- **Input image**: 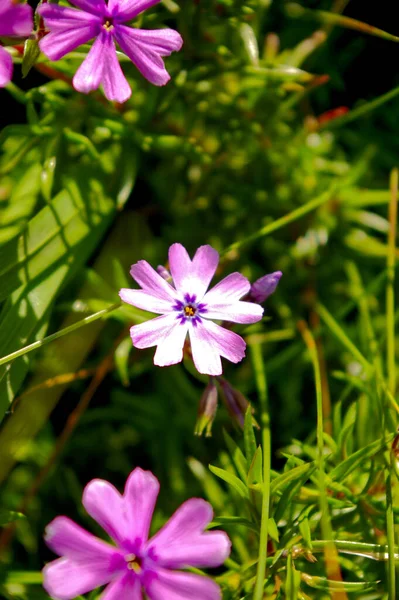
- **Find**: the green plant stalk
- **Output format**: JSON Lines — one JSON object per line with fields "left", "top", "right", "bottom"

{"left": 222, "top": 183, "right": 339, "bottom": 255}
{"left": 251, "top": 343, "right": 271, "bottom": 600}
{"left": 0, "top": 302, "right": 121, "bottom": 368}
{"left": 387, "top": 168, "right": 398, "bottom": 395}
{"left": 299, "top": 322, "right": 347, "bottom": 600}
{"left": 386, "top": 468, "right": 396, "bottom": 600}
{"left": 386, "top": 168, "right": 398, "bottom": 600}
{"left": 321, "top": 84, "right": 399, "bottom": 130}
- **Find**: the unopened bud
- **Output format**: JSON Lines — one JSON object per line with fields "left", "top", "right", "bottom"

{"left": 249, "top": 271, "right": 282, "bottom": 304}
{"left": 219, "top": 378, "right": 250, "bottom": 428}
{"left": 156, "top": 265, "right": 172, "bottom": 282}
{"left": 194, "top": 379, "right": 218, "bottom": 437}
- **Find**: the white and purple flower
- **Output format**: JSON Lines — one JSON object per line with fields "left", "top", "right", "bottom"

{"left": 0, "top": 0, "right": 33, "bottom": 87}
{"left": 119, "top": 243, "right": 264, "bottom": 376}
{"left": 43, "top": 467, "right": 231, "bottom": 600}
{"left": 38, "top": 0, "right": 183, "bottom": 103}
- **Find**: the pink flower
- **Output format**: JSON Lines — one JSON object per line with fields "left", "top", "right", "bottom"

{"left": 43, "top": 467, "right": 231, "bottom": 600}
{"left": 0, "top": 0, "right": 33, "bottom": 87}
{"left": 38, "top": 0, "right": 183, "bottom": 103}
{"left": 119, "top": 243, "right": 264, "bottom": 376}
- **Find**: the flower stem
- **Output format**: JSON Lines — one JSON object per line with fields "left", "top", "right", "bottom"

{"left": 251, "top": 343, "right": 271, "bottom": 600}
{"left": 0, "top": 302, "right": 121, "bottom": 368}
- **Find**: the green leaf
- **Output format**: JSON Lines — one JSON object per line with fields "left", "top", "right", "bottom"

{"left": 247, "top": 445, "right": 263, "bottom": 489}
{"left": 209, "top": 464, "right": 249, "bottom": 499}
{"left": 330, "top": 434, "right": 394, "bottom": 483}
{"left": 114, "top": 337, "right": 133, "bottom": 387}
{"left": 223, "top": 429, "right": 247, "bottom": 482}
{"left": 0, "top": 509, "right": 25, "bottom": 526}
{"left": 271, "top": 462, "right": 316, "bottom": 496}
{"left": 301, "top": 573, "right": 378, "bottom": 592}
{"left": 244, "top": 406, "right": 257, "bottom": 469}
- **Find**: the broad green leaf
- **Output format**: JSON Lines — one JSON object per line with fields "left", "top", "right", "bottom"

{"left": 247, "top": 446, "right": 263, "bottom": 489}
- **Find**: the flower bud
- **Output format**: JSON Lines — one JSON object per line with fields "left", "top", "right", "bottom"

{"left": 194, "top": 379, "right": 218, "bottom": 437}
{"left": 156, "top": 265, "right": 172, "bottom": 282}
{"left": 249, "top": 271, "right": 282, "bottom": 304}
{"left": 219, "top": 378, "right": 250, "bottom": 428}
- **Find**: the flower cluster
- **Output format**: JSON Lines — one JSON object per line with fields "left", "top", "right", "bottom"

{"left": 119, "top": 243, "right": 264, "bottom": 376}
{"left": 0, "top": 0, "right": 33, "bottom": 87}
{"left": 38, "top": 0, "right": 183, "bottom": 102}
{"left": 43, "top": 467, "right": 231, "bottom": 600}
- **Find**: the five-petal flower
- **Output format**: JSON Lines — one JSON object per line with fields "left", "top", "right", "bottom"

{"left": 0, "top": 0, "right": 33, "bottom": 87}
{"left": 43, "top": 467, "right": 231, "bottom": 600}
{"left": 38, "top": 0, "right": 183, "bottom": 103}
{"left": 119, "top": 243, "right": 264, "bottom": 375}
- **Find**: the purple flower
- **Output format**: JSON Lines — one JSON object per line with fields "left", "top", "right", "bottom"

{"left": 119, "top": 243, "right": 264, "bottom": 376}
{"left": 38, "top": 0, "right": 183, "bottom": 103}
{"left": 0, "top": 0, "right": 33, "bottom": 87}
{"left": 249, "top": 271, "right": 282, "bottom": 304}
{"left": 43, "top": 467, "right": 231, "bottom": 600}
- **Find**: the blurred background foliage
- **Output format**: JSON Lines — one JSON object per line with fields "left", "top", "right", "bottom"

{"left": 1, "top": 0, "right": 399, "bottom": 598}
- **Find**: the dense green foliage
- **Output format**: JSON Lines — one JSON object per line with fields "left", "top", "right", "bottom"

{"left": 1, "top": 1, "right": 399, "bottom": 598}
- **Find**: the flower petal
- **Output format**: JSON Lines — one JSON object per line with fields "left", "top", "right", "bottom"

{"left": 168, "top": 244, "right": 219, "bottom": 299}
{"left": 114, "top": 25, "right": 183, "bottom": 86}
{"left": 123, "top": 468, "right": 160, "bottom": 549}
{"left": 109, "top": 0, "right": 161, "bottom": 21}
{"left": 189, "top": 319, "right": 246, "bottom": 375}
{"left": 130, "top": 260, "right": 178, "bottom": 302}
{"left": 203, "top": 272, "right": 250, "bottom": 304}
{"left": 119, "top": 289, "right": 174, "bottom": 314}
{"left": 101, "top": 572, "right": 143, "bottom": 600}
{"left": 69, "top": 0, "right": 106, "bottom": 16}
{"left": 100, "top": 34, "right": 132, "bottom": 102}
{"left": 44, "top": 516, "right": 122, "bottom": 564}
{"left": 38, "top": 5, "right": 100, "bottom": 61}
{"left": 82, "top": 478, "right": 128, "bottom": 546}
{"left": 130, "top": 314, "right": 188, "bottom": 368}
{"left": 72, "top": 30, "right": 106, "bottom": 95}
{"left": 203, "top": 300, "right": 263, "bottom": 324}
{"left": 168, "top": 243, "right": 192, "bottom": 293}
{"left": 43, "top": 557, "right": 115, "bottom": 600}
{"left": 144, "top": 568, "right": 222, "bottom": 600}
{"left": 0, "top": 3, "right": 33, "bottom": 37}
{"left": 0, "top": 46, "right": 13, "bottom": 88}
{"left": 153, "top": 319, "right": 188, "bottom": 367}
{"left": 147, "top": 498, "right": 230, "bottom": 569}
{"left": 250, "top": 270, "right": 282, "bottom": 303}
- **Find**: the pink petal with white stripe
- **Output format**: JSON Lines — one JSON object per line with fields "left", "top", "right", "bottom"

{"left": 147, "top": 499, "right": 231, "bottom": 569}
{"left": 204, "top": 300, "right": 263, "bottom": 324}
{"left": 124, "top": 468, "right": 160, "bottom": 547}
{"left": 130, "top": 260, "right": 177, "bottom": 302}
{"left": 203, "top": 272, "right": 250, "bottom": 304}
{"left": 189, "top": 319, "right": 246, "bottom": 375}
{"left": 144, "top": 568, "right": 222, "bottom": 600}
{"left": 130, "top": 313, "right": 181, "bottom": 349}
{"left": 168, "top": 244, "right": 219, "bottom": 299}
{"left": 119, "top": 289, "right": 174, "bottom": 314}
{"left": 153, "top": 320, "right": 188, "bottom": 366}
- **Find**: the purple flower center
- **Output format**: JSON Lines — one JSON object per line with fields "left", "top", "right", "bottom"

{"left": 173, "top": 294, "right": 207, "bottom": 326}
{"left": 103, "top": 17, "right": 114, "bottom": 31}
{"left": 125, "top": 553, "right": 142, "bottom": 574}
